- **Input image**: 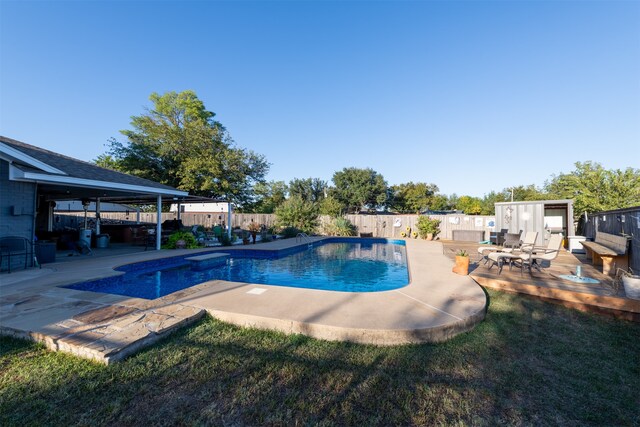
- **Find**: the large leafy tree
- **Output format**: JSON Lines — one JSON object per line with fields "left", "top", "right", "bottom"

{"left": 288, "top": 178, "right": 327, "bottom": 203}
{"left": 546, "top": 161, "right": 640, "bottom": 219}
{"left": 479, "top": 185, "right": 548, "bottom": 215}
{"left": 389, "top": 182, "right": 439, "bottom": 213}
{"left": 428, "top": 194, "right": 451, "bottom": 211}
{"left": 330, "top": 167, "right": 389, "bottom": 213}
{"left": 455, "top": 195, "right": 483, "bottom": 215}
{"left": 244, "top": 180, "right": 288, "bottom": 213}
{"left": 98, "top": 90, "right": 269, "bottom": 206}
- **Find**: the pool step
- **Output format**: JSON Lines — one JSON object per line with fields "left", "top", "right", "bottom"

{"left": 185, "top": 253, "right": 230, "bottom": 271}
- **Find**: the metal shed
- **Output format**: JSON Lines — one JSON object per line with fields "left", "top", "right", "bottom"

{"left": 495, "top": 199, "right": 575, "bottom": 247}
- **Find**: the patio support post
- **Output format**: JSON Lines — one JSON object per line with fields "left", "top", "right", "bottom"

{"left": 156, "top": 195, "right": 162, "bottom": 250}
{"left": 96, "top": 198, "right": 101, "bottom": 235}
{"left": 227, "top": 201, "right": 232, "bottom": 239}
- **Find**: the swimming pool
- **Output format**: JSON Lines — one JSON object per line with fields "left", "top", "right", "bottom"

{"left": 64, "top": 238, "right": 409, "bottom": 299}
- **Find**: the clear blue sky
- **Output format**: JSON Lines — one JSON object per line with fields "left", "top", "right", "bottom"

{"left": 1, "top": 0, "right": 639, "bottom": 197}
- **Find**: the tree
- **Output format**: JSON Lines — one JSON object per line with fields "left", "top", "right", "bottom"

{"left": 479, "top": 185, "right": 548, "bottom": 215}
{"left": 274, "top": 196, "right": 319, "bottom": 234}
{"left": 428, "top": 194, "right": 451, "bottom": 211}
{"left": 389, "top": 182, "right": 439, "bottom": 213}
{"left": 98, "top": 90, "right": 269, "bottom": 206}
{"left": 288, "top": 178, "right": 327, "bottom": 203}
{"left": 93, "top": 154, "right": 122, "bottom": 171}
{"left": 244, "top": 181, "right": 288, "bottom": 213}
{"left": 455, "top": 195, "right": 483, "bottom": 215}
{"left": 330, "top": 167, "right": 388, "bottom": 213}
{"left": 546, "top": 161, "right": 640, "bottom": 219}
{"left": 318, "top": 195, "right": 343, "bottom": 217}
{"left": 479, "top": 191, "right": 509, "bottom": 215}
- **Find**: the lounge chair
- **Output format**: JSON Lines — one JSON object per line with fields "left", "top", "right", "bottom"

{"left": 478, "top": 231, "right": 534, "bottom": 264}
{"left": 485, "top": 231, "right": 539, "bottom": 273}
{"left": 477, "top": 244, "right": 498, "bottom": 263}
{"left": 487, "top": 251, "right": 521, "bottom": 273}
{"left": 513, "top": 231, "right": 538, "bottom": 253}
{"left": 477, "top": 233, "right": 519, "bottom": 264}
{"left": 515, "top": 234, "right": 564, "bottom": 275}
{"left": 503, "top": 232, "right": 523, "bottom": 250}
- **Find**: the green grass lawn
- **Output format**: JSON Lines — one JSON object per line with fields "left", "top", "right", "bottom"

{"left": 1, "top": 289, "right": 639, "bottom": 426}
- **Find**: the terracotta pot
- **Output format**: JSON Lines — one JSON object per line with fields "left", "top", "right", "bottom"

{"left": 452, "top": 255, "right": 470, "bottom": 275}
{"left": 426, "top": 233, "right": 434, "bottom": 241}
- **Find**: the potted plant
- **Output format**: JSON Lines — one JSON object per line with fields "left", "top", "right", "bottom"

{"left": 621, "top": 269, "right": 640, "bottom": 300}
{"left": 163, "top": 231, "right": 197, "bottom": 249}
{"left": 452, "top": 249, "right": 470, "bottom": 275}
{"left": 416, "top": 216, "right": 441, "bottom": 241}
{"left": 247, "top": 222, "right": 261, "bottom": 244}
{"left": 268, "top": 226, "right": 278, "bottom": 240}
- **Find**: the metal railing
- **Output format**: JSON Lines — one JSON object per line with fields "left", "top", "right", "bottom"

{"left": 296, "top": 232, "right": 313, "bottom": 248}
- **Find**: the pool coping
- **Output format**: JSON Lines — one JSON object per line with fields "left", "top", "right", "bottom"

{"left": 0, "top": 238, "right": 487, "bottom": 363}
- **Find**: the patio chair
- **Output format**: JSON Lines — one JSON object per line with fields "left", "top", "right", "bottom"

{"left": 490, "top": 229, "right": 509, "bottom": 246}
{"left": 477, "top": 245, "right": 498, "bottom": 263}
{"left": 503, "top": 232, "right": 523, "bottom": 250}
{"left": 515, "top": 234, "right": 563, "bottom": 275}
{"left": 0, "top": 236, "right": 34, "bottom": 273}
{"left": 485, "top": 231, "right": 541, "bottom": 273}
{"left": 478, "top": 231, "right": 528, "bottom": 264}
{"left": 513, "top": 231, "right": 538, "bottom": 253}
{"left": 191, "top": 225, "right": 207, "bottom": 245}
{"left": 487, "top": 251, "right": 519, "bottom": 273}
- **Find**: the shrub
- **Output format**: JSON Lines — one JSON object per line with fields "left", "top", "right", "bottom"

{"left": 320, "top": 217, "right": 357, "bottom": 236}
{"left": 274, "top": 196, "right": 319, "bottom": 235}
{"left": 416, "top": 216, "right": 441, "bottom": 239}
{"left": 280, "top": 226, "right": 302, "bottom": 239}
{"left": 163, "top": 231, "right": 198, "bottom": 249}
{"left": 218, "top": 233, "right": 237, "bottom": 246}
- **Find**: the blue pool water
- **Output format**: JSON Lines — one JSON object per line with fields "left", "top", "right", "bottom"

{"left": 64, "top": 238, "right": 409, "bottom": 299}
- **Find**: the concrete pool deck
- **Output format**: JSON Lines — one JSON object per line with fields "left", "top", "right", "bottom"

{"left": 0, "top": 238, "right": 487, "bottom": 363}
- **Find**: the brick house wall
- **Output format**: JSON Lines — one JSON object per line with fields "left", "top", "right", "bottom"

{"left": 1, "top": 159, "right": 36, "bottom": 270}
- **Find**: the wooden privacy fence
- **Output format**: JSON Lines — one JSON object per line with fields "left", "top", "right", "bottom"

{"left": 338, "top": 214, "right": 495, "bottom": 240}
{"left": 54, "top": 212, "right": 496, "bottom": 240}
{"left": 583, "top": 206, "right": 640, "bottom": 273}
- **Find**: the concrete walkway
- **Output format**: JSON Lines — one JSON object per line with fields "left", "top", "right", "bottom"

{"left": 1, "top": 238, "right": 487, "bottom": 363}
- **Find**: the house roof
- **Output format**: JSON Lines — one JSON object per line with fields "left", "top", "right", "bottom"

{"left": 0, "top": 135, "right": 188, "bottom": 197}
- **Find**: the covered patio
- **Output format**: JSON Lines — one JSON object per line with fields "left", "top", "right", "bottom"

{"left": 1, "top": 136, "right": 226, "bottom": 271}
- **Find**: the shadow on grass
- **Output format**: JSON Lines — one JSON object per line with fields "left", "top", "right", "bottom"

{"left": 1, "top": 290, "right": 639, "bottom": 426}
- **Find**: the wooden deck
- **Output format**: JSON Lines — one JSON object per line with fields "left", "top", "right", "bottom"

{"left": 441, "top": 241, "right": 640, "bottom": 321}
